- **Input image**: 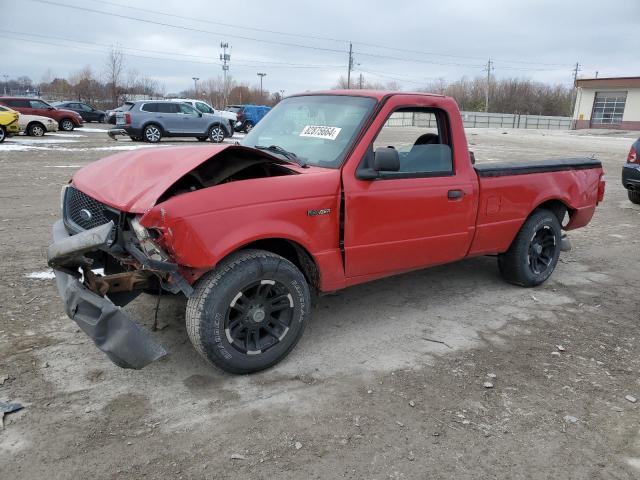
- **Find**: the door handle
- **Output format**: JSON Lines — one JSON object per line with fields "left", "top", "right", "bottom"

{"left": 447, "top": 189, "right": 464, "bottom": 200}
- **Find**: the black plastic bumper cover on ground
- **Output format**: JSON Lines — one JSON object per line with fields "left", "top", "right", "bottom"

{"left": 48, "top": 220, "right": 167, "bottom": 369}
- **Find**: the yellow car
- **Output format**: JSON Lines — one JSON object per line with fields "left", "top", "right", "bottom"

{"left": 0, "top": 108, "right": 20, "bottom": 142}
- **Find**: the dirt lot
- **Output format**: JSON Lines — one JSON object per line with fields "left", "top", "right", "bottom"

{"left": 1, "top": 125, "right": 639, "bottom": 479}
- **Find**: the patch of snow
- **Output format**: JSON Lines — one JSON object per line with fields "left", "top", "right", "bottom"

{"left": 76, "top": 128, "right": 109, "bottom": 133}
{"left": 47, "top": 133, "right": 87, "bottom": 138}
{"left": 26, "top": 270, "right": 56, "bottom": 280}
{"left": 12, "top": 138, "right": 79, "bottom": 144}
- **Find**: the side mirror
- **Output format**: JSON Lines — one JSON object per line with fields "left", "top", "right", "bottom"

{"left": 197, "top": 111, "right": 202, "bottom": 117}
{"left": 469, "top": 151, "right": 476, "bottom": 164}
{"left": 373, "top": 147, "right": 400, "bottom": 172}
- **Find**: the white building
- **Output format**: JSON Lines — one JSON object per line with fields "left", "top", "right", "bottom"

{"left": 572, "top": 77, "right": 640, "bottom": 130}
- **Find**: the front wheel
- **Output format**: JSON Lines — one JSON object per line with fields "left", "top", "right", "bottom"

{"left": 208, "top": 124, "right": 225, "bottom": 143}
{"left": 28, "top": 122, "right": 45, "bottom": 137}
{"left": 60, "top": 118, "right": 75, "bottom": 131}
{"left": 628, "top": 190, "right": 640, "bottom": 205}
{"left": 186, "top": 249, "right": 311, "bottom": 374}
{"left": 0, "top": 126, "right": 5, "bottom": 143}
{"left": 498, "top": 209, "right": 562, "bottom": 287}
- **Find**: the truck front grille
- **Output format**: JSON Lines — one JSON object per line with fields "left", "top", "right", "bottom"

{"left": 63, "top": 186, "right": 120, "bottom": 233}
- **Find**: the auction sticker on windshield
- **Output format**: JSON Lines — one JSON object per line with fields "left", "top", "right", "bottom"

{"left": 299, "top": 125, "right": 342, "bottom": 140}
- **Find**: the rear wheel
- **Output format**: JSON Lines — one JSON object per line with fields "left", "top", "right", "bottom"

{"left": 60, "top": 118, "right": 75, "bottom": 131}
{"left": 98, "top": 114, "right": 106, "bottom": 123}
{"left": 208, "top": 124, "right": 225, "bottom": 143}
{"left": 628, "top": 190, "right": 640, "bottom": 205}
{"left": 28, "top": 122, "right": 45, "bottom": 137}
{"left": 143, "top": 124, "right": 162, "bottom": 143}
{"left": 498, "top": 209, "right": 562, "bottom": 287}
{"left": 186, "top": 249, "right": 311, "bottom": 374}
{"left": 0, "top": 126, "right": 5, "bottom": 143}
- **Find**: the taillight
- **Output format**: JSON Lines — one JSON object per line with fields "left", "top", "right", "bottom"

{"left": 124, "top": 113, "right": 131, "bottom": 124}
{"left": 598, "top": 174, "right": 606, "bottom": 203}
{"left": 628, "top": 146, "right": 638, "bottom": 164}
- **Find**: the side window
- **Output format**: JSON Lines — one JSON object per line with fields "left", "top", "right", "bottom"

{"left": 179, "top": 103, "right": 197, "bottom": 114}
{"left": 141, "top": 103, "right": 159, "bottom": 113}
{"left": 158, "top": 103, "right": 179, "bottom": 113}
{"left": 371, "top": 108, "right": 453, "bottom": 176}
{"left": 195, "top": 102, "right": 213, "bottom": 114}
{"left": 30, "top": 100, "right": 51, "bottom": 109}
{"left": 80, "top": 104, "right": 93, "bottom": 111}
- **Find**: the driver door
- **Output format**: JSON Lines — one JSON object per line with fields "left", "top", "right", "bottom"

{"left": 342, "top": 104, "right": 477, "bottom": 278}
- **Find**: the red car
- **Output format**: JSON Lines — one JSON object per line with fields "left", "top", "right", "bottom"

{"left": 47, "top": 91, "right": 605, "bottom": 373}
{"left": 0, "top": 97, "right": 83, "bottom": 131}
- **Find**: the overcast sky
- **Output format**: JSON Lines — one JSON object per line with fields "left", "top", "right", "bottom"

{"left": 3, "top": 0, "right": 639, "bottom": 95}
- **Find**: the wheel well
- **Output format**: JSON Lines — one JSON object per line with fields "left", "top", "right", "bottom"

{"left": 240, "top": 238, "right": 320, "bottom": 291}
{"left": 534, "top": 199, "right": 570, "bottom": 226}
{"left": 143, "top": 122, "right": 164, "bottom": 133}
{"left": 27, "top": 121, "right": 44, "bottom": 130}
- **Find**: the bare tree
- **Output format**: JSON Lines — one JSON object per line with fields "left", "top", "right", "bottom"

{"left": 104, "top": 46, "right": 125, "bottom": 107}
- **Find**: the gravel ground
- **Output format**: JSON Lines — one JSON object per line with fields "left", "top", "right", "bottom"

{"left": 0, "top": 125, "right": 639, "bottom": 479}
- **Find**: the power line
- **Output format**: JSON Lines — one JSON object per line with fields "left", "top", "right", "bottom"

{"left": 0, "top": 31, "right": 343, "bottom": 69}
{"left": 28, "top": 0, "right": 348, "bottom": 54}
{"left": 94, "top": 0, "right": 347, "bottom": 45}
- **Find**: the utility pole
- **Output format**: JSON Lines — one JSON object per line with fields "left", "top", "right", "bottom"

{"left": 484, "top": 59, "right": 493, "bottom": 113}
{"left": 257, "top": 73, "right": 267, "bottom": 99}
{"left": 358, "top": 73, "right": 364, "bottom": 89}
{"left": 2, "top": 75, "right": 8, "bottom": 95}
{"left": 572, "top": 62, "right": 581, "bottom": 85}
{"left": 192, "top": 77, "right": 199, "bottom": 95}
{"left": 570, "top": 62, "right": 581, "bottom": 118}
{"left": 220, "top": 42, "right": 231, "bottom": 107}
{"left": 347, "top": 42, "right": 353, "bottom": 89}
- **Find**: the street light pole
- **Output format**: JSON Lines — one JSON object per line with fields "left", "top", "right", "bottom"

{"left": 257, "top": 73, "right": 266, "bottom": 99}
{"left": 2, "top": 75, "right": 8, "bottom": 95}
{"left": 192, "top": 76, "right": 200, "bottom": 95}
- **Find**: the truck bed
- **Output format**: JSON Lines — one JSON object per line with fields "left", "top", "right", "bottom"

{"left": 474, "top": 158, "right": 602, "bottom": 177}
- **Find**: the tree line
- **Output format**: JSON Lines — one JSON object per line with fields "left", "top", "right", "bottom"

{"left": 333, "top": 75, "right": 573, "bottom": 116}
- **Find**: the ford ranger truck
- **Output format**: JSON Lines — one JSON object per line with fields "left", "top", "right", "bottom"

{"left": 47, "top": 91, "right": 605, "bottom": 373}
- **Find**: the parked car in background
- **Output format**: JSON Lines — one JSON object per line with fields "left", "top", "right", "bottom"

{"left": 52, "top": 101, "right": 106, "bottom": 123}
{"left": 107, "top": 100, "right": 232, "bottom": 143}
{"left": 0, "top": 105, "right": 57, "bottom": 136}
{"left": 0, "top": 107, "right": 20, "bottom": 142}
{"left": 623, "top": 137, "right": 640, "bottom": 204}
{"left": 226, "top": 104, "right": 271, "bottom": 132}
{"left": 0, "top": 97, "right": 83, "bottom": 131}
{"left": 168, "top": 98, "right": 237, "bottom": 136}
{"left": 105, "top": 102, "right": 134, "bottom": 125}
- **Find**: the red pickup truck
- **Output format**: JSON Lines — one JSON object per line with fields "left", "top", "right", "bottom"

{"left": 48, "top": 91, "right": 605, "bottom": 373}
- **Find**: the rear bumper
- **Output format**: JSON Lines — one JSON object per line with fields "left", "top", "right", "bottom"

{"left": 48, "top": 220, "right": 167, "bottom": 369}
{"left": 622, "top": 163, "right": 640, "bottom": 191}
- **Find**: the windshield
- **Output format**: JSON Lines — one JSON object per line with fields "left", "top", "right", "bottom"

{"left": 241, "top": 95, "right": 376, "bottom": 168}
{"left": 195, "top": 102, "right": 214, "bottom": 114}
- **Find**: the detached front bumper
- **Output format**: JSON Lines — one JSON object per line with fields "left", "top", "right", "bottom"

{"left": 48, "top": 220, "right": 167, "bottom": 369}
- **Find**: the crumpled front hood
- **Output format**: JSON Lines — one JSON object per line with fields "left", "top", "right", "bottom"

{"left": 71, "top": 145, "right": 235, "bottom": 213}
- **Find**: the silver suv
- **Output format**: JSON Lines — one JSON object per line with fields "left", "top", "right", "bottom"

{"left": 107, "top": 100, "right": 231, "bottom": 143}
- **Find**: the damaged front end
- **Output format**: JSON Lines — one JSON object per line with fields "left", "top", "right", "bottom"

{"left": 47, "top": 185, "right": 193, "bottom": 369}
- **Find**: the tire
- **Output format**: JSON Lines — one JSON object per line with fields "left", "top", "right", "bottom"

{"left": 498, "top": 209, "right": 562, "bottom": 287}
{"left": 197, "top": 136, "right": 208, "bottom": 142}
{"left": 27, "top": 122, "right": 45, "bottom": 137}
{"left": 208, "top": 124, "right": 225, "bottom": 143}
{"left": 628, "top": 190, "right": 640, "bottom": 205}
{"left": 60, "top": 118, "right": 75, "bottom": 131}
{"left": 143, "top": 124, "right": 162, "bottom": 143}
{"left": 227, "top": 121, "right": 234, "bottom": 137}
{"left": 98, "top": 114, "right": 106, "bottom": 123}
{"left": 186, "top": 249, "right": 311, "bottom": 374}
{"left": 0, "top": 126, "right": 5, "bottom": 143}
{"left": 243, "top": 121, "right": 254, "bottom": 133}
